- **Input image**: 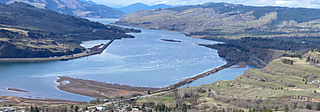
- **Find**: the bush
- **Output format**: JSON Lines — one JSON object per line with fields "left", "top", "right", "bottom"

{"left": 283, "top": 59, "right": 294, "bottom": 65}
{"left": 286, "top": 83, "right": 296, "bottom": 87}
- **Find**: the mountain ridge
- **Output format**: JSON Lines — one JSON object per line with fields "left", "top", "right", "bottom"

{"left": 0, "top": 0, "right": 124, "bottom": 18}
{"left": 119, "top": 2, "right": 173, "bottom": 14}
{"left": 0, "top": 2, "right": 138, "bottom": 58}
{"left": 117, "top": 2, "right": 320, "bottom": 39}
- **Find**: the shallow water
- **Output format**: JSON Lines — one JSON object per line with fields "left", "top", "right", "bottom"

{"left": 0, "top": 18, "right": 253, "bottom": 101}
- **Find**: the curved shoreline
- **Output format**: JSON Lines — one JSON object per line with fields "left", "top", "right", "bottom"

{"left": 56, "top": 76, "right": 158, "bottom": 99}
{"left": 55, "top": 63, "right": 236, "bottom": 99}
{"left": 0, "top": 38, "right": 116, "bottom": 62}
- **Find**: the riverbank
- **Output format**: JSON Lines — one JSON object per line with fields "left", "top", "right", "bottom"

{"left": 56, "top": 76, "right": 158, "bottom": 99}
{"left": 7, "top": 88, "right": 29, "bottom": 93}
{"left": 56, "top": 63, "right": 236, "bottom": 99}
{"left": 0, "top": 39, "right": 115, "bottom": 62}
{"left": 153, "top": 62, "right": 236, "bottom": 93}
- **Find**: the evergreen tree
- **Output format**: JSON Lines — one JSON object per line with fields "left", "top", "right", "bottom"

{"left": 306, "top": 103, "right": 312, "bottom": 110}
{"left": 75, "top": 106, "right": 79, "bottom": 112}
{"left": 284, "top": 105, "right": 289, "bottom": 112}
{"left": 182, "top": 103, "right": 188, "bottom": 112}
{"left": 31, "top": 106, "right": 39, "bottom": 112}
{"left": 30, "top": 106, "right": 34, "bottom": 112}
{"left": 307, "top": 56, "right": 311, "bottom": 62}
{"left": 316, "top": 103, "right": 320, "bottom": 110}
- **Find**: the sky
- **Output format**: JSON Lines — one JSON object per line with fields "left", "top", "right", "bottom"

{"left": 91, "top": 0, "right": 320, "bottom": 8}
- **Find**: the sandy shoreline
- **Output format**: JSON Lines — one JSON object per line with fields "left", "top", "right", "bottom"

{"left": 56, "top": 76, "right": 158, "bottom": 99}
{"left": 56, "top": 63, "right": 236, "bottom": 99}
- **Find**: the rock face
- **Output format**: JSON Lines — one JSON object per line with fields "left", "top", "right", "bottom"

{"left": 0, "top": 2, "right": 138, "bottom": 58}
{"left": 0, "top": 0, "right": 125, "bottom": 18}
{"left": 117, "top": 2, "right": 320, "bottom": 39}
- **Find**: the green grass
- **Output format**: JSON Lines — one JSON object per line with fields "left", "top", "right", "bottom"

{"left": 209, "top": 57, "right": 320, "bottom": 99}
{"left": 136, "top": 96, "right": 176, "bottom": 106}
{"left": 118, "top": 4, "right": 320, "bottom": 39}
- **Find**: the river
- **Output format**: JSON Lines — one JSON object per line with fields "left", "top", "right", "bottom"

{"left": 0, "top": 18, "right": 254, "bottom": 101}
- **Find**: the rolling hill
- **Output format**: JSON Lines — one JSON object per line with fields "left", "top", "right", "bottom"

{"left": 0, "top": 2, "right": 138, "bottom": 58}
{"left": 133, "top": 53, "right": 320, "bottom": 111}
{"left": 0, "top": 0, "right": 125, "bottom": 18}
{"left": 117, "top": 2, "right": 320, "bottom": 39}
{"left": 119, "top": 2, "right": 173, "bottom": 14}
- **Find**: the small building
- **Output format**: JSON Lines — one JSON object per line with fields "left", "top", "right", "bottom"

{"left": 132, "top": 108, "right": 140, "bottom": 112}
{"left": 103, "top": 99, "right": 109, "bottom": 102}
{"left": 312, "top": 80, "right": 320, "bottom": 84}
{"left": 96, "top": 106, "right": 105, "bottom": 111}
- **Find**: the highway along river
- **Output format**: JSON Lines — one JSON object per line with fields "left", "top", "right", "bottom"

{"left": 0, "top": 18, "right": 254, "bottom": 101}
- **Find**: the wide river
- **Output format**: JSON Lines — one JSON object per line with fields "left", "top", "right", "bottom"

{"left": 0, "top": 18, "right": 253, "bottom": 101}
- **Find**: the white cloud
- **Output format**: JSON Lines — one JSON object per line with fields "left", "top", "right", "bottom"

{"left": 275, "top": 1, "right": 292, "bottom": 5}
{"left": 92, "top": 0, "right": 320, "bottom": 8}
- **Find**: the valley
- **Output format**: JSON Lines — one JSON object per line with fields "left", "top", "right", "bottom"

{"left": 0, "top": 2, "right": 139, "bottom": 58}
{"left": 1, "top": 1, "right": 320, "bottom": 112}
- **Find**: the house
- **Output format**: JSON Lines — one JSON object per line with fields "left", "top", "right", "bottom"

{"left": 96, "top": 106, "right": 105, "bottom": 111}
{"left": 132, "top": 108, "right": 140, "bottom": 112}
{"left": 103, "top": 99, "right": 109, "bottom": 102}
{"left": 312, "top": 80, "right": 320, "bottom": 84}
{"left": 0, "top": 109, "right": 15, "bottom": 112}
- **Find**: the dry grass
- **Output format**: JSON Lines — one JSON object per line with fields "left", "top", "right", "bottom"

{"left": 0, "top": 27, "right": 29, "bottom": 36}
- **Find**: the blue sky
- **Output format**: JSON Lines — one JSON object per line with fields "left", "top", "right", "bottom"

{"left": 91, "top": 0, "right": 320, "bottom": 8}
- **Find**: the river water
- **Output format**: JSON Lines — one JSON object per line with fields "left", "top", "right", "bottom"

{"left": 0, "top": 18, "right": 253, "bottom": 101}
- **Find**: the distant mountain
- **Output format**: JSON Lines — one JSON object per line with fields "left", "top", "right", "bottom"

{"left": 119, "top": 2, "right": 173, "bottom": 14}
{"left": 117, "top": 2, "right": 320, "bottom": 39}
{"left": 79, "top": 0, "right": 97, "bottom": 5}
{"left": 0, "top": 0, "right": 125, "bottom": 18}
{"left": 0, "top": 2, "right": 137, "bottom": 58}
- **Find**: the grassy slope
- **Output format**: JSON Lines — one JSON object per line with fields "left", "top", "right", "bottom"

{"left": 1, "top": 0, "right": 125, "bottom": 18}
{"left": 117, "top": 2, "right": 320, "bottom": 39}
{"left": 212, "top": 57, "right": 320, "bottom": 98}
{"left": 135, "top": 53, "right": 320, "bottom": 111}
{"left": 0, "top": 2, "right": 137, "bottom": 58}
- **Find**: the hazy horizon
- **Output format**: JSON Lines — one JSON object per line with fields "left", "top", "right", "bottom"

{"left": 90, "top": 0, "right": 320, "bottom": 9}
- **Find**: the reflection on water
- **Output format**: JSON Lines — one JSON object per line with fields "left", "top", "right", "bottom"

{"left": 0, "top": 18, "right": 253, "bottom": 101}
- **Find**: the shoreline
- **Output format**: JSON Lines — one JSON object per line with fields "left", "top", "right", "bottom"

{"left": 153, "top": 62, "right": 236, "bottom": 93}
{"left": 56, "top": 76, "right": 158, "bottom": 99}
{"left": 55, "top": 63, "right": 236, "bottom": 99}
{"left": 1, "top": 24, "right": 249, "bottom": 102}
{"left": 7, "top": 88, "right": 29, "bottom": 93}
{"left": 0, "top": 38, "right": 116, "bottom": 63}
